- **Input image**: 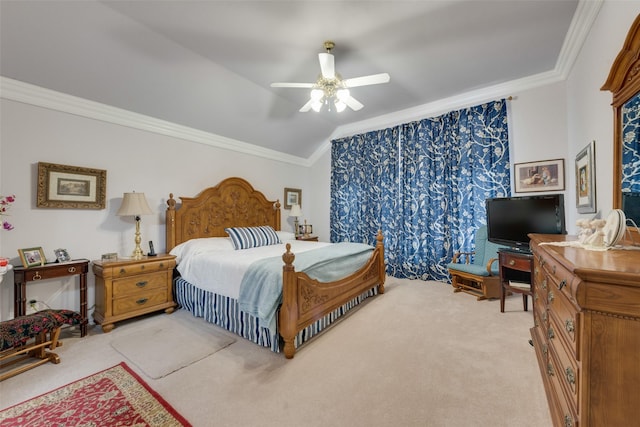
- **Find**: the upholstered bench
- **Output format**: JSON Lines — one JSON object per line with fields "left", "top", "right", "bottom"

{"left": 0, "top": 309, "right": 83, "bottom": 381}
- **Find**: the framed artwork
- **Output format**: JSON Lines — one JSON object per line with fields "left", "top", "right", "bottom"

{"left": 18, "top": 247, "right": 46, "bottom": 268}
{"left": 37, "top": 162, "right": 107, "bottom": 209}
{"left": 284, "top": 188, "right": 302, "bottom": 210}
{"left": 576, "top": 141, "right": 597, "bottom": 213}
{"left": 514, "top": 159, "right": 565, "bottom": 193}
{"left": 54, "top": 248, "right": 71, "bottom": 263}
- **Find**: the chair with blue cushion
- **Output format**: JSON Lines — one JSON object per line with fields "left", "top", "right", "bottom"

{"left": 447, "top": 226, "right": 506, "bottom": 300}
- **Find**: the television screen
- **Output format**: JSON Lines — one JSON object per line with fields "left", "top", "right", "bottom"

{"left": 485, "top": 194, "right": 566, "bottom": 251}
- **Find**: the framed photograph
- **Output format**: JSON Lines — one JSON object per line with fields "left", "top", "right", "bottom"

{"left": 576, "top": 141, "right": 597, "bottom": 213}
{"left": 298, "top": 223, "right": 313, "bottom": 236}
{"left": 37, "top": 162, "right": 107, "bottom": 209}
{"left": 514, "top": 159, "right": 565, "bottom": 193}
{"left": 18, "top": 247, "right": 46, "bottom": 268}
{"left": 284, "top": 188, "right": 302, "bottom": 210}
{"left": 54, "top": 248, "right": 71, "bottom": 263}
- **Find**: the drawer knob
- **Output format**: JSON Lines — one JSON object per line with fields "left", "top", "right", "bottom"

{"left": 136, "top": 281, "right": 148, "bottom": 288}
{"left": 564, "top": 414, "right": 574, "bottom": 427}
{"left": 548, "top": 327, "right": 555, "bottom": 340}
{"left": 547, "top": 363, "right": 555, "bottom": 377}
{"left": 542, "top": 279, "right": 547, "bottom": 290}
{"left": 565, "top": 367, "right": 576, "bottom": 387}
{"left": 33, "top": 272, "right": 42, "bottom": 280}
{"left": 68, "top": 266, "right": 76, "bottom": 273}
{"left": 509, "top": 259, "right": 516, "bottom": 266}
{"left": 565, "top": 319, "right": 575, "bottom": 334}
{"left": 558, "top": 279, "right": 566, "bottom": 290}
{"left": 552, "top": 265, "right": 556, "bottom": 274}
{"left": 548, "top": 291, "right": 554, "bottom": 303}
{"left": 542, "top": 344, "right": 548, "bottom": 356}
{"left": 136, "top": 298, "right": 148, "bottom": 305}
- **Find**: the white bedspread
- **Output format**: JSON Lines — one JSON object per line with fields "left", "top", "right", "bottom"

{"left": 170, "top": 237, "right": 332, "bottom": 299}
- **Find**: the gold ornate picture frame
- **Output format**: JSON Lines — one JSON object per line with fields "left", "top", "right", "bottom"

{"left": 18, "top": 247, "right": 46, "bottom": 268}
{"left": 37, "top": 162, "right": 107, "bottom": 209}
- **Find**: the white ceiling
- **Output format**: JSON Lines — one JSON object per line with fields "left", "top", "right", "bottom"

{"left": 1, "top": 0, "right": 587, "bottom": 159}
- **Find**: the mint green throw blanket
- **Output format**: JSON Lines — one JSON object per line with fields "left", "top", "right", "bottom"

{"left": 238, "top": 243, "right": 375, "bottom": 334}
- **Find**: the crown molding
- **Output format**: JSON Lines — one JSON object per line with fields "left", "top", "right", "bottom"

{"left": 0, "top": 77, "right": 310, "bottom": 167}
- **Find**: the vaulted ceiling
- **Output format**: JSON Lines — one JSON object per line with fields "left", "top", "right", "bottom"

{"left": 1, "top": 1, "right": 591, "bottom": 160}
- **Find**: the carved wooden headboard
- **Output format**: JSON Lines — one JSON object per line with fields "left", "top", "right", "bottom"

{"left": 166, "top": 177, "right": 281, "bottom": 251}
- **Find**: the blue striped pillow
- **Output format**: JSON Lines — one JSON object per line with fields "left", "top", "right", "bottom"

{"left": 225, "top": 226, "right": 281, "bottom": 250}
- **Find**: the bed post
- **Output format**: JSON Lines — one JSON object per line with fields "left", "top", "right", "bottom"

{"left": 166, "top": 194, "right": 176, "bottom": 252}
{"left": 279, "top": 243, "right": 297, "bottom": 359}
{"left": 376, "top": 230, "right": 386, "bottom": 294}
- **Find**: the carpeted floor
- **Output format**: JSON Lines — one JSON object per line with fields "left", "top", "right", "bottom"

{"left": 0, "top": 278, "right": 552, "bottom": 426}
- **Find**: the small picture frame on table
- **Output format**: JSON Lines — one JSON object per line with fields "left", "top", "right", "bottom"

{"left": 54, "top": 248, "right": 71, "bottom": 263}
{"left": 18, "top": 247, "right": 46, "bottom": 268}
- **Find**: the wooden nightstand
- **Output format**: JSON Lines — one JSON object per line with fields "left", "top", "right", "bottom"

{"left": 92, "top": 254, "right": 176, "bottom": 332}
{"left": 296, "top": 235, "right": 318, "bottom": 241}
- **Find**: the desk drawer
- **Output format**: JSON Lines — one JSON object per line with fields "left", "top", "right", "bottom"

{"left": 501, "top": 252, "right": 532, "bottom": 272}
{"left": 112, "top": 271, "right": 167, "bottom": 296}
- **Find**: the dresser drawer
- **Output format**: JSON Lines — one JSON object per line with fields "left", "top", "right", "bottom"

{"left": 548, "top": 326, "right": 580, "bottom": 409}
{"left": 547, "top": 345, "right": 579, "bottom": 427}
{"left": 547, "top": 286, "right": 580, "bottom": 359}
{"left": 540, "top": 255, "right": 579, "bottom": 304}
{"left": 112, "top": 259, "right": 175, "bottom": 278}
{"left": 113, "top": 290, "right": 169, "bottom": 316}
{"left": 112, "top": 271, "right": 167, "bottom": 297}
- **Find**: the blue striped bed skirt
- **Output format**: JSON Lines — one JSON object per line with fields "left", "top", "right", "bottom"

{"left": 174, "top": 277, "right": 378, "bottom": 353}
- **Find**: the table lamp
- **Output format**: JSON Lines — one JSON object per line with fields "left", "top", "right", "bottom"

{"left": 117, "top": 192, "right": 153, "bottom": 259}
{"left": 289, "top": 204, "right": 302, "bottom": 236}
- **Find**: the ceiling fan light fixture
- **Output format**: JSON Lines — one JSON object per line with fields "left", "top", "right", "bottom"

{"left": 311, "top": 101, "right": 323, "bottom": 112}
{"left": 310, "top": 89, "right": 324, "bottom": 101}
{"left": 335, "top": 99, "right": 347, "bottom": 112}
{"left": 336, "top": 89, "right": 350, "bottom": 101}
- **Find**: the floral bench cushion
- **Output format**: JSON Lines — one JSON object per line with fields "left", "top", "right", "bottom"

{"left": 0, "top": 309, "right": 83, "bottom": 351}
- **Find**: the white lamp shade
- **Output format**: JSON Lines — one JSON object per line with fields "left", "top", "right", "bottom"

{"left": 289, "top": 204, "right": 302, "bottom": 217}
{"left": 117, "top": 192, "right": 153, "bottom": 216}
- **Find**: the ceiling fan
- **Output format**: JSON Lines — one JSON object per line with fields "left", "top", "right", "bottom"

{"left": 271, "top": 41, "right": 390, "bottom": 113}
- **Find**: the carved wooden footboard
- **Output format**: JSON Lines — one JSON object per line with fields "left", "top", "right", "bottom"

{"left": 166, "top": 177, "right": 385, "bottom": 358}
{"left": 279, "top": 230, "right": 385, "bottom": 358}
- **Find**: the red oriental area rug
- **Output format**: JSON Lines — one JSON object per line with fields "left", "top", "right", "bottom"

{"left": 0, "top": 362, "right": 191, "bottom": 426}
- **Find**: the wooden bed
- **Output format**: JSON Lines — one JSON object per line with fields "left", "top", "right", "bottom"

{"left": 166, "top": 177, "right": 385, "bottom": 358}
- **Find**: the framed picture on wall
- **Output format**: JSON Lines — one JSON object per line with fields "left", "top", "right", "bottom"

{"left": 514, "top": 159, "right": 565, "bottom": 193}
{"left": 36, "top": 162, "right": 107, "bottom": 209}
{"left": 284, "top": 188, "right": 302, "bottom": 210}
{"left": 575, "top": 141, "right": 596, "bottom": 213}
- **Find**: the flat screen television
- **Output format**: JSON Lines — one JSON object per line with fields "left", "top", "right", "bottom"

{"left": 485, "top": 194, "right": 566, "bottom": 252}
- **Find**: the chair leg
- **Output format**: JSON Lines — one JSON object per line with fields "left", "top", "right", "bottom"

{"left": 523, "top": 294, "right": 528, "bottom": 311}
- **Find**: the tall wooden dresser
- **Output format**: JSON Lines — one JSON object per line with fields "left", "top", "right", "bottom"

{"left": 529, "top": 234, "right": 640, "bottom": 427}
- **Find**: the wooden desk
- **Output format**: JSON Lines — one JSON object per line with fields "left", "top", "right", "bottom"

{"left": 13, "top": 259, "right": 89, "bottom": 337}
{"left": 498, "top": 250, "right": 534, "bottom": 312}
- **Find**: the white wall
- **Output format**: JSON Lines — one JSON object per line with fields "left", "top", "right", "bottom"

{"left": 0, "top": 99, "right": 308, "bottom": 320}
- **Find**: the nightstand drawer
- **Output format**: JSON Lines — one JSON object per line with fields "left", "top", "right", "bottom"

{"left": 113, "top": 259, "right": 175, "bottom": 278}
{"left": 113, "top": 290, "right": 169, "bottom": 315}
{"left": 112, "top": 271, "right": 167, "bottom": 296}
{"left": 501, "top": 253, "right": 531, "bottom": 272}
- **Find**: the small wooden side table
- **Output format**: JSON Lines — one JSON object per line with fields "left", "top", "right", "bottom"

{"left": 12, "top": 259, "right": 89, "bottom": 337}
{"left": 498, "top": 250, "right": 534, "bottom": 313}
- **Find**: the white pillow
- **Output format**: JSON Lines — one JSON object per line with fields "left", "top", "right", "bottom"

{"left": 276, "top": 231, "right": 296, "bottom": 241}
{"left": 170, "top": 237, "right": 234, "bottom": 262}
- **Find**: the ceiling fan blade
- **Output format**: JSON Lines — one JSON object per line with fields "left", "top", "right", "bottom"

{"left": 271, "top": 82, "right": 315, "bottom": 88}
{"left": 318, "top": 53, "right": 335, "bottom": 79}
{"left": 343, "top": 95, "right": 364, "bottom": 111}
{"left": 343, "top": 73, "right": 390, "bottom": 88}
{"left": 299, "top": 98, "right": 315, "bottom": 112}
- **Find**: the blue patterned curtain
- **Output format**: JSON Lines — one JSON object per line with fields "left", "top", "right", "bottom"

{"left": 622, "top": 93, "right": 640, "bottom": 192}
{"left": 331, "top": 100, "right": 510, "bottom": 281}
